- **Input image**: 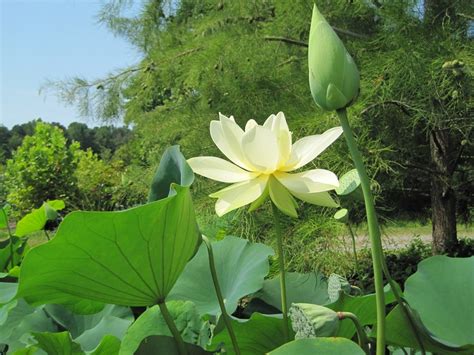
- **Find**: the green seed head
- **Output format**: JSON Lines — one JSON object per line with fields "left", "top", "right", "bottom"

{"left": 289, "top": 303, "right": 341, "bottom": 339}
{"left": 308, "top": 4, "right": 360, "bottom": 111}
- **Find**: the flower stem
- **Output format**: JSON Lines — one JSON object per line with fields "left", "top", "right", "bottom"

{"left": 340, "top": 312, "right": 370, "bottom": 354}
{"left": 336, "top": 108, "right": 386, "bottom": 355}
{"left": 202, "top": 235, "right": 241, "bottom": 355}
{"left": 271, "top": 203, "right": 290, "bottom": 342}
{"left": 337, "top": 108, "right": 425, "bottom": 354}
{"left": 44, "top": 230, "right": 51, "bottom": 241}
{"left": 346, "top": 222, "right": 360, "bottom": 274}
{"left": 1, "top": 208, "right": 15, "bottom": 269}
{"left": 158, "top": 301, "right": 187, "bottom": 355}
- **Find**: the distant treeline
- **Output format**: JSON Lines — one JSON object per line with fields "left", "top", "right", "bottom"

{"left": 0, "top": 120, "right": 132, "bottom": 160}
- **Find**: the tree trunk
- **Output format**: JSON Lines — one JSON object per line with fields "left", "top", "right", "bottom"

{"left": 430, "top": 129, "right": 458, "bottom": 254}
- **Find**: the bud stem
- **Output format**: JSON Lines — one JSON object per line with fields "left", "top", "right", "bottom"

{"left": 336, "top": 108, "right": 386, "bottom": 354}
{"left": 339, "top": 312, "right": 370, "bottom": 354}
{"left": 336, "top": 108, "right": 425, "bottom": 354}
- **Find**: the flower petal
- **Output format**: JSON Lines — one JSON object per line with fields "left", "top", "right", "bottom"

{"left": 290, "top": 191, "right": 339, "bottom": 208}
{"left": 210, "top": 113, "right": 254, "bottom": 170}
{"left": 245, "top": 119, "right": 258, "bottom": 132}
{"left": 263, "top": 112, "right": 292, "bottom": 168}
{"left": 282, "top": 126, "right": 343, "bottom": 171}
{"left": 268, "top": 176, "right": 298, "bottom": 218}
{"left": 241, "top": 125, "right": 279, "bottom": 173}
{"left": 187, "top": 156, "right": 259, "bottom": 183}
{"left": 275, "top": 169, "right": 339, "bottom": 194}
{"left": 209, "top": 175, "right": 269, "bottom": 216}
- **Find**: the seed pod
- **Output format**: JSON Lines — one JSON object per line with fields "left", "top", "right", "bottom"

{"left": 289, "top": 303, "right": 341, "bottom": 339}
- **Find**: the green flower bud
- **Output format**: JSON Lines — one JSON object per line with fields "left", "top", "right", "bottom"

{"left": 289, "top": 303, "right": 341, "bottom": 339}
{"left": 308, "top": 5, "right": 360, "bottom": 111}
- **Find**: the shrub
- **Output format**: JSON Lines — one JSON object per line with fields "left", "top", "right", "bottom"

{"left": 4, "top": 122, "right": 80, "bottom": 215}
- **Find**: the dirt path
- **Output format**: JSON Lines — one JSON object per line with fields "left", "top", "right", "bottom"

{"left": 344, "top": 232, "right": 473, "bottom": 251}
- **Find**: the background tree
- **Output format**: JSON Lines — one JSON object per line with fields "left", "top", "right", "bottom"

{"left": 46, "top": 0, "right": 473, "bottom": 256}
{"left": 4, "top": 122, "right": 80, "bottom": 215}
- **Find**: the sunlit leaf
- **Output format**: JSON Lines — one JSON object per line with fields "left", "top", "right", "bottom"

{"left": 15, "top": 200, "right": 65, "bottom": 237}
{"left": 168, "top": 236, "right": 274, "bottom": 316}
{"left": 18, "top": 185, "right": 200, "bottom": 307}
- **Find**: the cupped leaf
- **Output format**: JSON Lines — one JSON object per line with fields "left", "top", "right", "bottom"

{"left": 404, "top": 256, "right": 474, "bottom": 348}
{"left": 268, "top": 337, "right": 364, "bottom": 354}
{"left": 148, "top": 145, "right": 194, "bottom": 202}
{"left": 120, "top": 301, "right": 209, "bottom": 355}
{"left": 384, "top": 305, "right": 471, "bottom": 355}
{"left": 335, "top": 169, "right": 362, "bottom": 200}
{"left": 255, "top": 272, "right": 329, "bottom": 312}
{"left": 18, "top": 185, "right": 200, "bottom": 307}
{"left": 15, "top": 200, "right": 65, "bottom": 237}
{"left": 211, "top": 313, "right": 289, "bottom": 355}
{"left": 384, "top": 256, "right": 474, "bottom": 354}
{"left": 333, "top": 208, "right": 348, "bottom": 223}
{"left": 169, "top": 236, "right": 274, "bottom": 316}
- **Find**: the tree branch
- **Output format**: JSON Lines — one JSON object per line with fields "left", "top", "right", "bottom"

{"left": 264, "top": 27, "right": 368, "bottom": 47}
{"left": 360, "top": 100, "right": 417, "bottom": 116}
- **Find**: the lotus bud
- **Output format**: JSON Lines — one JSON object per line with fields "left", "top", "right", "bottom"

{"left": 308, "top": 5, "right": 360, "bottom": 111}
{"left": 289, "top": 303, "right": 341, "bottom": 339}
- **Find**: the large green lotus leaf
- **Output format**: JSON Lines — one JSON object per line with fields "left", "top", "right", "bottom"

{"left": 119, "top": 301, "right": 209, "bottom": 355}
{"left": 255, "top": 272, "right": 330, "bottom": 312}
{"left": 385, "top": 305, "right": 472, "bottom": 355}
{"left": 168, "top": 236, "right": 274, "bottom": 316}
{"left": 17, "top": 185, "right": 200, "bottom": 307}
{"left": 0, "top": 300, "right": 56, "bottom": 353}
{"left": 135, "top": 336, "right": 212, "bottom": 355}
{"left": 15, "top": 200, "right": 65, "bottom": 237}
{"left": 405, "top": 256, "right": 474, "bottom": 347}
{"left": 268, "top": 337, "right": 364, "bottom": 354}
{"left": 384, "top": 256, "right": 474, "bottom": 354}
{"left": 148, "top": 145, "right": 194, "bottom": 202}
{"left": 211, "top": 312, "right": 289, "bottom": 354}
{"left": 326, "top": 284, "right": 396, "bottom": 338}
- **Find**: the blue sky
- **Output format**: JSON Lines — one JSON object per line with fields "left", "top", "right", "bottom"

{"left": 1, "top": 0, "right": 141, "bottom": 129}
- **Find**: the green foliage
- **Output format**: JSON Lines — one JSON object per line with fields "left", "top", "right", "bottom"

{"left": 4, "top": 122, "right": 80, "bottom": 215}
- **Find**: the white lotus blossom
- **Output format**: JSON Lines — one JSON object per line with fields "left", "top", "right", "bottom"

{"left": 188, "top": 112, "right": 342, "bottom": 217}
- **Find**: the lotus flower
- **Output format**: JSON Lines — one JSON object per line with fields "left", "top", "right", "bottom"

{"left": 188, "top": 112, "right": 342, "bottom": 217}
